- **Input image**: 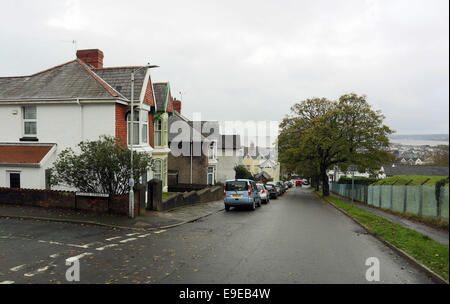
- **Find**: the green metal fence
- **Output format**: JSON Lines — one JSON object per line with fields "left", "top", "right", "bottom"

{"left": 329, "top": 182, "right": 449, "bottom": 222}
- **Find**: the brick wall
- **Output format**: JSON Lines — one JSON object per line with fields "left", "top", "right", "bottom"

{"left": 0, "top": 187, "right": 144, "bottom": 217}
{"left": 154, "top": 186, "right": 222, "bottom": 211}
{"left": 143, "top": 78, "right": 155, "bottom": 106}
{"left": 115, "top": 103, "right": 128, "bottom": 145}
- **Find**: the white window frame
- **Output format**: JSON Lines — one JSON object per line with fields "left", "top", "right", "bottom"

{"left": 207, "top": 166, "right": 215, "bottom": 185}
{"left": 154, "top": 159, "right": 162, "bottom": 181}
{"left": 208, "top": 140, "right": 217, "bottom": 160}
{"left": 127, "top": 111, "right": 140, "bottom": 145}
{"left": 154, "top": 118, "right": 162, "bottom": 147}
{"left": 22, "top": 106, "right": 37, "bottom": 136}
{"left": 141, "top": 111, "right": 148, "bottom": 144}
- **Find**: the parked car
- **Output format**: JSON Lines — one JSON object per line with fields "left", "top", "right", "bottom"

{"left": 296, "top": 180, "right": 303, "bottom": 187}
{"left": 257, "top": 183, "right": 270, "bottom": 204}
{"left": 224, "top": 179, "right": 261, "bottom": 211}
{"left": 265, "top": 183, "right": 278, "bottom": 199}
{"left": 267, "top": 182, "right": 282, "bottom": 196}
{"left": 287, "top": 181, "right": 293, "bottom": 188}
{"left": 302, "top": 179, "right": 309, "bottom": 185}
{"left": 276, "top": 181, "right": 286, "bottom": 194}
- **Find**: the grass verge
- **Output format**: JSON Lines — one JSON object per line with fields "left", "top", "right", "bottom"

{"left": 162, "top": 192, "right": 177, "bottom": 200}
{"left": 317, "top": 191, "right": 449, "bottom": 281}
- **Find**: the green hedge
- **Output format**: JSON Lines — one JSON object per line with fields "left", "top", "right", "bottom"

{"left": 337, "top": 176, "right": 379, "bottom": 185}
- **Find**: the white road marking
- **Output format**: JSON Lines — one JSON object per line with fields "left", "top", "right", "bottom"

{"left": 95, "top": 244, "right": 118, "bottom": 251}
{"left": 138, "top": 233, "right": 152, "bottom": 238}
{"left": 153, "top": 230, "right": 166, "bottom": 234}
{"left": 10, "top": 264, "right": 26, "bottom": 272}
{"left": 67, "top": 243, "right": 94, "bottom": 249}
{"left": 126, "top": 233, "right": 140, "bottom": 236}
{"left": 49, "top": 253, "right": 60, "bottom": 258}
{"left": 66, "top": 252, "right": 93, "bottom": 263}
{"left": 105, "top": 236, "right": 122, "bottom": 241}
{"left": 0, "top": 281, "right": 14, "bottom": 284}
{"left": 119, "top": 238, "right": 137, "bottom": 243}
{"left": 24, "top": 264, "right": 56, "bottom": 277}
{"left": 37, "top": 266, "right": 49, "bottom": 273}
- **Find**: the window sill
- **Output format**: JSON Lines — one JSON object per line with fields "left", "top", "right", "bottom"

{"left": 19, "top": 137, "right": 38, "bottom": 142}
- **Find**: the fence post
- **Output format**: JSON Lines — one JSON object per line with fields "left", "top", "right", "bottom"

{"left": 403, "top": 185, "right": 407, "bottom": 213}
{"left": 437, "top": 186, "right": 442, "bottom": 219}
{"left": 419, "top": 185, "right": 423, "bottom": 217}
{"left": 372, "top": 186, "right": 374, "bottom": 205}
{"left": 379, "top": 186, "right": 382, "bottom": 207}
{"left": 390, "top": 185, "right": 393, "bottom": 210}
{"left": 364, "top": 185, "right": 368, "bottom": 204}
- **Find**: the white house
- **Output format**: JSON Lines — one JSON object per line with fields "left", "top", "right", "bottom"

{"left": 0, "top": 49, "right": 156, "bottom": 190}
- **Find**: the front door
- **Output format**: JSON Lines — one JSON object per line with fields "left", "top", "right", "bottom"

{"left": 9, "top": 172, "right": 20, "bottom": 188}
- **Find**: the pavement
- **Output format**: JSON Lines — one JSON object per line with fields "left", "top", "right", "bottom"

{"left": 0, "top": 187, "right": 436, "bottom": 284}
{"left": 0, "top": 200, "right": 225, "bottom": 230}
{"left": 330, "top": 192, "right": 449, "bottom": 246}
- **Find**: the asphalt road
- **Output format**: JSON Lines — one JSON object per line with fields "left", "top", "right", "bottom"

{"left": 0, "top": 187, "right": 434, "bottom": 284}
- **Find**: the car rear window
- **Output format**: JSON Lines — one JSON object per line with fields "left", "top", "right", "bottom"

{"left": 225, "top": 181, "right": 248, "bottom": 191}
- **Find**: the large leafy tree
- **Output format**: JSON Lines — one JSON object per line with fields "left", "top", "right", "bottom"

{"left": 50, "top": 136, "right": 153, "bottom": 195}
{"left": 279, "top": 93, "right": 394, "bottom": 196}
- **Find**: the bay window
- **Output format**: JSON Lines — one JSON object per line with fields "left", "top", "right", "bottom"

{"left": 127, "top": 111, "right": 139, "bottom": 145}
{"left": 154, "top": 159, "right": 162, "bottom": 180}
{"left": 154, "top": 119, "right": 162, "bottom": 146}
{"left": 141, "top": 111, "right": 148, "bottom": 144}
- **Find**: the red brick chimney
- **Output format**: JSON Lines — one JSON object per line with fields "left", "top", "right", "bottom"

{"left": 173, "top": 98, "right": 182, "bottom": 113}
{"left": 76, "top": 49, "right": 104, "bottom": 69}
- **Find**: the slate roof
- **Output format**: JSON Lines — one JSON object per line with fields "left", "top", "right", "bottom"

{"left": 0, "top": 60, "right": 121, "bottom": 101}
{"left": 254, "top": 171, "right": 272, "bottom": 180}
{"left": 168, "top": 111, "right": 206, "bottom": 142}
{"left": 153, "top": 83, "right": 168, "bottom": 112}
{"left": 188, "top": 121, "right": 220, "bottom": 140}
{"left": 0, "top": 144, "right": 54, "bottom": 164}
{"left": 243, "top": 146, "right": 277, "bottom": 160}
{"left": 382, "top": 164, "right": 449, "bottom": 177}
{"left": 94, "top": 67, "right": 146, "bottom": 101}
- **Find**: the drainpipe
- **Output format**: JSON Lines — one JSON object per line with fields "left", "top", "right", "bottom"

{"left": 190, "top": 140, "right": 193, "bottom": 184}
{"left": 76, "top": 98, "right": 83, "bottom": 141}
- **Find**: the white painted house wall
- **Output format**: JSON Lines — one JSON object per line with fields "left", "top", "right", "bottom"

{"left": 0, "top": 102, "right": 117, "bottom": 190}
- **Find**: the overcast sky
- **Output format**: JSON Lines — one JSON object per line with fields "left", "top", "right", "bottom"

{"left": 1, "top": 0, "right": 448, "bottom": 135}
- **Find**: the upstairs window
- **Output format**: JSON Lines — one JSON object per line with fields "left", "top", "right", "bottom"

{"left": 127, "top": 111, "right": 139, "bottom": 145}
{"left": 154, "top": 119, "right": 162, "bottom": 146}
{"left": 23, "top": 106, "right": 37, "bottom": 136}
{"left": 208, "top": 141, "right": 217, "bottom": 160}
{"left": 141, "top": 112, "right": 148, "bottom": 144}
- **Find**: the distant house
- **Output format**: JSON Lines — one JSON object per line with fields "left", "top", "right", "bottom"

{"left": 167, "top": 111, "right": 210, "bottom": 185}
{"left": 254, "top": 171, "right": 272, "bottom": 184}
{"left": 381, "top": 164, "right": 449, "bottom": 177}
{"left": 241, "top": 144, "right": 280, "bottom": 181}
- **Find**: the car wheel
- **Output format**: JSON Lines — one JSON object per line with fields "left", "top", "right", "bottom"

{"left": 225, "top": 204, "right": 230, "bottom": 211}
{"left": 258, "top": 200, "right": 261, "bottom": 207}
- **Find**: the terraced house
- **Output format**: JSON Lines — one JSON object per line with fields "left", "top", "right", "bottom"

{"left": 151, "top": 82, "right": 174, "bottom": 192}
{"left": 0, "top": 49, "right": 157, "bottom": 190}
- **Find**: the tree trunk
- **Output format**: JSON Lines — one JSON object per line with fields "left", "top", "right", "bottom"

{"left": 321, "top": 171, "right": 329, "bottom": 196}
